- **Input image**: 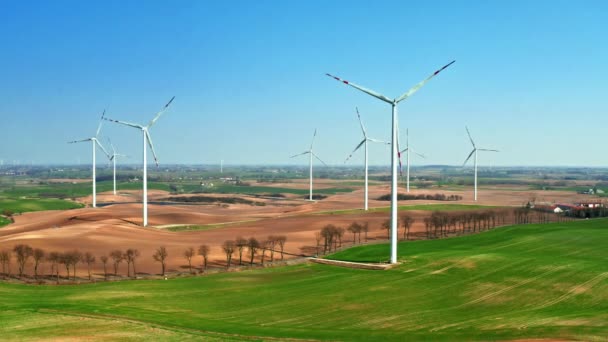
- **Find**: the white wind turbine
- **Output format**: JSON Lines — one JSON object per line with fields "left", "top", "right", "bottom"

{"left": 327, "top": 61, "right": 455, "bottom": 264}
{"left": 107, "top": 139, "right": 128, "bottom": 196}
{"left": 104, "top": 96, "right": 175, "bottom": 226}
{"left": 68, "top": 110, "right": 111, "bottom": 208}
{"left": 345, "top": 107, "right": 388, "bottom": 210}
{"left": 291, "top": 129, "right": 327, "bottom": 201}
{"left": 463, "top": 126, "right": 499, "bottom": 201}
{"left": 400, "top": 129, "right": 425, "bottom": 192}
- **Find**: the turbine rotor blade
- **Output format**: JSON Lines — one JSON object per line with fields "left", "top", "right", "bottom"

{"left": 395, "top": 60, "right": 456, "bottom": 103}
{"left": 290, "top": 151, "right": 310, "bottom": 158}
{"left": 463, "top": 149, "right": 476, "bottom": 166}
{"left": 107, "top": 137, "right": 116, "bottom": 154}
{"left": 326, "top": 73, "right": 392, "bottom": 104}
{"left": 345, "top": 139, "right": 366, "bottom": 163}
{"left": 368, "top": 138, "right": 389, "bottom": 144}
{"left": 465, "top": 126, "right": 476, "bottom": 148}
{"left": 399, "top": 147, "right": 409, "bottom": 154}
{"left": 312, "top": 152, "right": 327, "bottom": 166}
{"left": 355, "top": 107, "right": 367, "bottom": 137}
{"left": 95, "top": 109, "right": 106, "bottom": 138}
{"left": 145, "top": 130, "right": 159, "bottom": 167}
{"left": 415, "top": 151, "right": 426, "bottom": 159}
{"left": 104, "top": 117, "right": 144, "bottom": 130}
{"left": 68, "top": 138, "right": 93, "bottom": 144}
{"left": 309, "top": 129, "right": 317, "bottom": 150}
{"left": 94, "top": 139, "right": 111, "bottom": 159}
{"left": 148, "top": 96, "right": 175, "bottom": 127}
{"left": 478, "top": 148, "right": 499, "bottom": 152}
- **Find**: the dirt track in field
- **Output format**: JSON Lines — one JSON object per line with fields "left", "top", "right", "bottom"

{"left": 0, "top": 180, "right": 590, "bottom": 277}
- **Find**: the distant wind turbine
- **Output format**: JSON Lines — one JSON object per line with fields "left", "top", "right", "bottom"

{"left": 400, "top": 129, "right": 425, "bottom": 193}
{"left": 104, "top": 96, "right": 175, "bottom": 226}
{"left": 68, "top": 110, "right": 111, "bottom": 208}
{"left": 463, "top": 126, "right": 499, "bottom": 201}
{"left": 107, "top": 139, "right": 128, "bottom": 196}
{"left": 345, "top": 107, "right": 388, "bottom": 210}
{"left": 291, "top": 129, "right": 327, "bottom": 201}
{"left": 326, "top": 60, "right": 455, "bottom": 264}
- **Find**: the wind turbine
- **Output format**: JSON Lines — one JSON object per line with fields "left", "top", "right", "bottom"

{"left": 68, "top": 110, "right": 111, "bottom": 208}
{"left": 107, "top": 139, "right": 128, "bottom": 196}
{"left": 345, "top": 107, "right": 388, "bottom": 210}
{"left": 104, "top": 96, "right": 175, "bottom": 226}
{"left": 400, "top": 129, "right": 425, "bottom": 193}
{"left": 463, "top": 126, "right": 499, "bottom": 201}
{"left": 291, "top": 129, "right": 327, "bottom": 201}
{"left": 327, "top": 61, "right": 455, "bottom": 264}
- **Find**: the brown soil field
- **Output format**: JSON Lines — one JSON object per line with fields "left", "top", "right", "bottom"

{"left": 0, "top": 184, "right": 592, "bottom": 279}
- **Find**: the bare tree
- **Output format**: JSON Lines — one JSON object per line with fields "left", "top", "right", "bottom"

{"left": 235, "top": 236, "right": 247, "bottom": 265}
{"left": 401, "top": 215, "right": 415, "bottom": 240}
{"left": 0, "top": 250, "right": 11, "bottom": 276}
{"left": 276, "top": 235, "right": 287, "bottom": 259}
{"left": 124, "top": 249, "right": 140, "bottom": 278}
{"left": 314, "top": 232, "right": 322, "bottom": 255}
{"left": 110, "top": 249, "right": 124, "bottom": 276}
{"left": 247, "top": 237, "right": 260, "bottom": 265}
{"left": 47, "top": 252, "right": 60, "bottom": 283}
{"left": 267, "top": 235, "right": 277, "bottom": 262}
{"left": 347, "top": 222, "right": 362, "bottom": 244}
{"left": 362, "top": 222, "right": 369, "bottom": 242}
{"left": 83, "top": 252, "right": 95, "bottom": 280}
{"left": 13, "top": 244, "right": 34, "bottom": 277}
{"left": 184, "top": 247, "right": 195, "bottom": 273}
{"left": 382, "top": 220, "right": 391, "bottom": 239}
{"left": 100, "top": 255, "right": 109, "bottom": 280}
{"left": 32, "top": 248, "right": 45, "bottom": 279}
{"left": 68, "top": 250, "right": 82, "bottom": 281}
{"left": 261, "top": 239, "right": 273, "bottom": 264}
{"left": 152, "top": 246, "right": 169, "bottom": 276}
{"left": 198, "top": 244, "right": 210, "bottom": 272}
{"left": 222, "top": 240, "right": 235, "bottom": 268}
{"left": 59, "top": 253, "right": 70, "bottom": 280}
{"left": 320, "top": 225, "right": 336, "bottom": 253}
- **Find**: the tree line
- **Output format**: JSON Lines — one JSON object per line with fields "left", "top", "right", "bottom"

{"left": 377, "top": 193, "right": 463, "bottom": 201}
{"left": 0, "top": 244, "right": 211, "bottom": 283}
{"left": 221, "top": 235, "right": 287, "bottom": 268}
{"left": 312, "top": 207, "right": 569, "bottom": 256}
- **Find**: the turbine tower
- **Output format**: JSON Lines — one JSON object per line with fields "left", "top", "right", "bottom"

{"left": 291, "top": 129, "right": 327, "bottom": 201}
{"left": 345, "top": 107, "right": 388, "bottom": 210}
{"left": 463, "top": 126, "right": 499, "bottom": 201}
{"left": 327, "top": 61, "right": 454, "bottom": 264}
{"left": 68, "top": 110, "right": 111, "bottom": 208}
{"left": 399, "top": 129, "right": 425, "bottom": 193}
{"left": 108, "top": 139, "right": 127, "bottom": 196}
{"left": 68, "top": 110, "right": 110, "bottom": 208}
{"left": 104, "top": 96, "right": 175, "bottom": 226}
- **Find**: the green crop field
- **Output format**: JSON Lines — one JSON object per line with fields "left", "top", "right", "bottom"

{"left": 0, "top": 181, "right": 171, "bottom": 198}
{"left": 0, "top": 198, "right": 84, "bottom": 213}
{"left": 1, "top": 219, "right": 606, "bottom": 340}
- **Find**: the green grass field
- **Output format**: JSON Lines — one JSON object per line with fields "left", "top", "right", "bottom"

{"left": 1, "top": 219, "right": 606, "bottom": 340}
{"left": 0, "top": 216, "right": 11, "bottom": 228}
{"left": 318, "top": 203, "right": 496, "bottom": 215}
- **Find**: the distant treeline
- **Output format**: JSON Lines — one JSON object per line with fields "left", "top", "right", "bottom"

{"left": 377, "top": 193, "right": 462, "bottom": 201}
{"left": 163, "top": 196, "right": 265, "bottom": 206}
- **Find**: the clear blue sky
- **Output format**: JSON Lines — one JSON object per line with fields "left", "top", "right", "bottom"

{"left": 1, "top": 0, "right": 607, "bottom": 167}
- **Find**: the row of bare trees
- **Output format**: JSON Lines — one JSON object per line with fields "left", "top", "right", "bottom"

{"left": 221, "top": 235, "right": 287, "bottom": 268}
{"left": 312, "top": 208, "right": 567, "bottom": 253}
{"left": 0, "top": 244, "right": 212, "bottom": 282}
